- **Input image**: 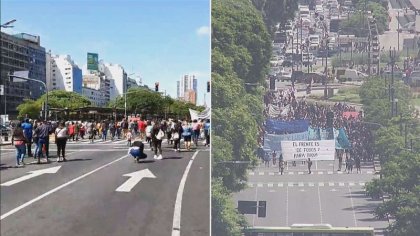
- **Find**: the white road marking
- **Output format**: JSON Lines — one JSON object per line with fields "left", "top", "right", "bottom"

{"left": 337, "top": 171, "right": 343, "bottom": 174}
{"left": 329, "top": 182, "right": 335, "bottom": 186}
{"left": 286, "top": 185, "right": 289, "bottom": 226}
{"left": 115, "top": 169, "right": 156, "bottom": 192}
{"left": 0, "top": 154, "right": 129, "bottom": 220}
{"left": 318, "top": 182, "right": 324, "bottom": 187}
{"left": 172, "top": 151, "right": 200, "bottom": 236}
{"left": 257, "top": 183, "right": 263, "bottom": 187}
{"left": 269, "top": 172, "right": 274, "bottom": 176}
{"left": 318, "top": 171, "right": 324, "bottom": 175}
{"left": 1, "top": 166, "right": 62, "bottom": 186}
{"left": 367, "top": 170, "right": 373, "bottom": 174}
{"left": 268, "top": 183, "right": 274, "bottom": 188}
{"left": 317, "top": 186, "right": 324, "bottom": 223}
{"left": 288, "top": 182, "right": 294, "bottom": 187}
{"left": 278, "top": 183, "right": 284, "bottom": 187}
{"left": 288, "top": 172, "right": 294, "bottom": 175}
{"left": 259, "top": 172, "right": 264, "bottom": 176}
{"left": 359, "top": 182, "right": 365, "bottom": 186}
{"left": 309, "top": 182, "right": 315, "bottom": 187}
{"left": 249, "top": 172, "right": 255, "bottom": 176}
{"left": 339, "top": 182, "right": 345, "bottom": 187}
{"left": 348, "top": 185, "right": 358, "bottom": 227}
{"left": 298, "top": 182, "right": 304, "bottom": 187}
{"left": 327, "top": 171, "right": 333, "bottom": 174}
{"left": 299, "top": 189, "right": 305, "bottom": 192}
{"left": 248, "top": 183, "right": 254, "bottom": 187}
{"left": 349, "top": 182, "right": 355, "bottom": 186}
{"left": 298, "top": 172, "right": 304, "bottom": 175}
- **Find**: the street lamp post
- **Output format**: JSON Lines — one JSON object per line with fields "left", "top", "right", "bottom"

{"left": 0, "top": 19, "right": 16, "bottom": 28}
{"left": 8, "top": 73, "right": 48, "bottom": 120}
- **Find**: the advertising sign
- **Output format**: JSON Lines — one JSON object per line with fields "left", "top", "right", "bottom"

{"left": 280, "top": 140, "right": 335, "bottom": 161}
{"left": 87, "top": 53, "right": 99, "bottom": 71}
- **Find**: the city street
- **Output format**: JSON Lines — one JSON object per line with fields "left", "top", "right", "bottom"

{"left": 233, "top": 161, "right": 388, "bottom": 235}
{"left": 0, "top": 140, "right": 209, "bottom": 236}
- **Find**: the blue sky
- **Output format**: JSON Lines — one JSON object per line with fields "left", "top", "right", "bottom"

{"left": 1, "top": 0, "right": 210, "bottom": 106}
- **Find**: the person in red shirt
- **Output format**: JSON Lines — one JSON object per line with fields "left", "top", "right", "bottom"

{"left": 68, "top": 122, "right": 75, "bottom": 142}
{"left": 138, "top": 119, "right": 146, "bottom": 141}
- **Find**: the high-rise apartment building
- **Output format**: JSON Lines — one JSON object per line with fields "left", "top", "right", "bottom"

{"left": 99, "top": 61, "right": 127, "bottom": 100}
{"left": 0, "top": 32, "right": 46, "bottom": 117}
{"left": 177, "top": 74, "right": 197, "bottom": 105}
{"left": 46, "top": 54, "right": 82, "bottom": 94}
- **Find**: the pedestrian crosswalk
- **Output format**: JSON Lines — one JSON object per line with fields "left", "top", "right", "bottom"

{"left": 247, "top": 181, "right": 367, "bottom": 188}
{"left": 248, "top": 170, "right": 374, "bottom": 175}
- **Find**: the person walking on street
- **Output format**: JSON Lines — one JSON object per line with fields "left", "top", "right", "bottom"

{"left": 32, "top": 121, "right": 40, "bottom": 160}
{"left": 355, "top": 156, "right": 361, "bottom": 173}
{"left": 34, "top": 120, "right": 52, "bottom": 164}
{"left": 307, "top": 158, "right": 313, "bottom": 174}
{"left": 12, "top": 122, "right": 27, "bottom": 166}
{"left": 173, "top": 120, "right": 182, "bottom": 152}
{"left": 204, "top": 119, "right": 210, "bottom": 147}
{"left": 146, "top": 120, "right": 153, "bottom": 150}
{"left": 21, "top": 118, "right": 33, "bottom": 157}
{"left": 347, "top": 157, "right": 354, "bottom": 174}
{"left": 151, "top": 121, "right": 164, "bottom": 159}
{"left": 182, "top": 121, "right": 193, "bottom": 151}
{"left": 68, "top": 122, "right": 75, "bottom": 142}
{"left": 272, "top": 150, "right": 277, "bottom": 166}
{"left": 55, "top": 122, "right": 68, "bottom": 162}
{"left": 122, "top": 118, "right": 129, "bottom": 138}
{"left": 74, "top": 121, "right": 80, "bottom": 141}
{"left": 279, "top": 160, "right": 285, "bottom": 175}
{"left": 127, "top": 130, "right": 132, "bottom": 147}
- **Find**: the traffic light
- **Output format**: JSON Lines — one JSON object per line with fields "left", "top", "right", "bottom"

{"left": 269, "top": 77, "right": 275, "bottom": 90}
{"left": 155, "top": 82, "right": 159, "bottom": 92}
{"left": 207, "top": 81, "right": 210, "bottom": 93}
{"left": 258, "top": 201, "right": 266, "bottom": 218}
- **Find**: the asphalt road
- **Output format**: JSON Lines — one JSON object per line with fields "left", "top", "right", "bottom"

{"left": 233, "top": 160, "right": 389, "bottom": 235}
{"left": 0, "top": 138, "right": 209, "bottom": 236}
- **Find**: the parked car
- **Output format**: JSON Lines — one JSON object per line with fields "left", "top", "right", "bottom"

{"left": 0, "top": 124, "right": 11, "bottom": 136}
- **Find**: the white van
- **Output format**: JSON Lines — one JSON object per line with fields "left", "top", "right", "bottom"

{"left": 337, "top": 69, "right": 368, "bottom": 82}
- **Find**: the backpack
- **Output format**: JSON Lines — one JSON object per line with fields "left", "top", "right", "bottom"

{"left": 156, "top": 129, "right": 164, "bottom": 140}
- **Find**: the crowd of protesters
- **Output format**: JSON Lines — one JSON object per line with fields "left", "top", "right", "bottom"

{"left": 261, "top": 87, "right": 375, "bottom": 170}
{"left": 9, "top": 117, "right": 210, "bottom": 166}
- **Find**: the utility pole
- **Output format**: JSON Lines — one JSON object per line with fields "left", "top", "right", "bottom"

{"left": 397, "top": 11, "right": 400, "bottom": 52}
{"left": 390, "top": 48, "right": 396, "bottom": 117}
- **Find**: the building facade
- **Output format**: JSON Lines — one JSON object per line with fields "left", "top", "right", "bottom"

{"left": 46, "top": 54, "right": 82, "bottom": 94}
{"left": 82, "top": 70, "right": 111, "bottom": 107}
{"left": 99, "top": 61, "right": 127, "bottom": 100}
{"left": 82, "top": 87, "right": 105, "bottom": 107}
{"left": 176, "top": 74, "right": 197, "bottom": 104}
{"left": 0, "top": 32, "right": 46, "bottom": 117}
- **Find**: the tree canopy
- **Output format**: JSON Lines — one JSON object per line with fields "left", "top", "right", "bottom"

{"left": 108, "top": 87, "right": 204, "bottom": 118}
{"left": 212, "top": 0, "right": 273, "bottom": 234}
{"left": 361, "top": 75, "right": 420, "bottom": 235}
{"left": 16, "top": 90, "right": 92, "bottom": 120}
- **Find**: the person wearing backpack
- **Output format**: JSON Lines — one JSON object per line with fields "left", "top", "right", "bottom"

{"left": 151, "top": 121, "right": 164, "bottom": 159}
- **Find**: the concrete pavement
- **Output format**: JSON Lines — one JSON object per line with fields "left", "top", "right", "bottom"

{"left": 0, "top": 138, "right": 209, "bottom": 236}
{"left": 233, "top": 160, "right": 388, "bottom": 235}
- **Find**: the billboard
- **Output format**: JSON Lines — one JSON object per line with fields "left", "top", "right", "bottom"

{"left": 280, "top": 140, "right": 335, "bottom": 161}
{"left": 87, "top": 53, "right": 99, "bottom": 71}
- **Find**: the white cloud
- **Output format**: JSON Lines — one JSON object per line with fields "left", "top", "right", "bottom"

{"left": 196, "top": 26, "right": 210, "bottom": 37}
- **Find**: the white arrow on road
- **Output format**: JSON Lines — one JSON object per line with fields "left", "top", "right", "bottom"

{"left": 115, "top": 169, "right": 156, "bottom": 192}
{"left": 1, "top": 166, "right": 61, "bottom": 187}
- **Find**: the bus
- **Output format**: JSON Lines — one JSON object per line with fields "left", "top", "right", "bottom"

{"left": 243, "top": 224, "right": 375, "bottom": 236}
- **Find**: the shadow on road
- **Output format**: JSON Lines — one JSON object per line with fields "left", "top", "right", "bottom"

{"left": 163, "top": 156, "right": 183, "bottom": 160}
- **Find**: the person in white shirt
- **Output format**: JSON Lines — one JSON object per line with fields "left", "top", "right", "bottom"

{"left": 55, "top": 122, "right": 68, "bottom": 162}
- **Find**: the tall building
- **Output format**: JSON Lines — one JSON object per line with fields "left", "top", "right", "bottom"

{"left": 99, "top": 61, "right": 127, "bottom": 100}
{"left": 127, "top": 77, "right": 138, "bottom": 89}
{"left": 82, "top": 70, "right": 110, "bottom": 107}
{"left": 82, "top": 87, "right": 104, "bottom": 107}
{"left": 0, "top": 32, "right": 46, "bottom": 117}
{"left": 46, "top": 54, "right": 82, "bottom": 94}
{"left": 177, "top": 74, "right": 197, "bottom": 104}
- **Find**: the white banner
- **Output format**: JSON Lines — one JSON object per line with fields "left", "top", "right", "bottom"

{"left": 280, "top": 140, "right": 335, "bottom": 161}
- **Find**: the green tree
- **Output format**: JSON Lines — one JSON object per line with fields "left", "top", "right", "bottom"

{"left": 16, "top": 99, "right": 41, "bottom": 120}
{"left": 17, "top": 90, "right": 91, "bottom": 119}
